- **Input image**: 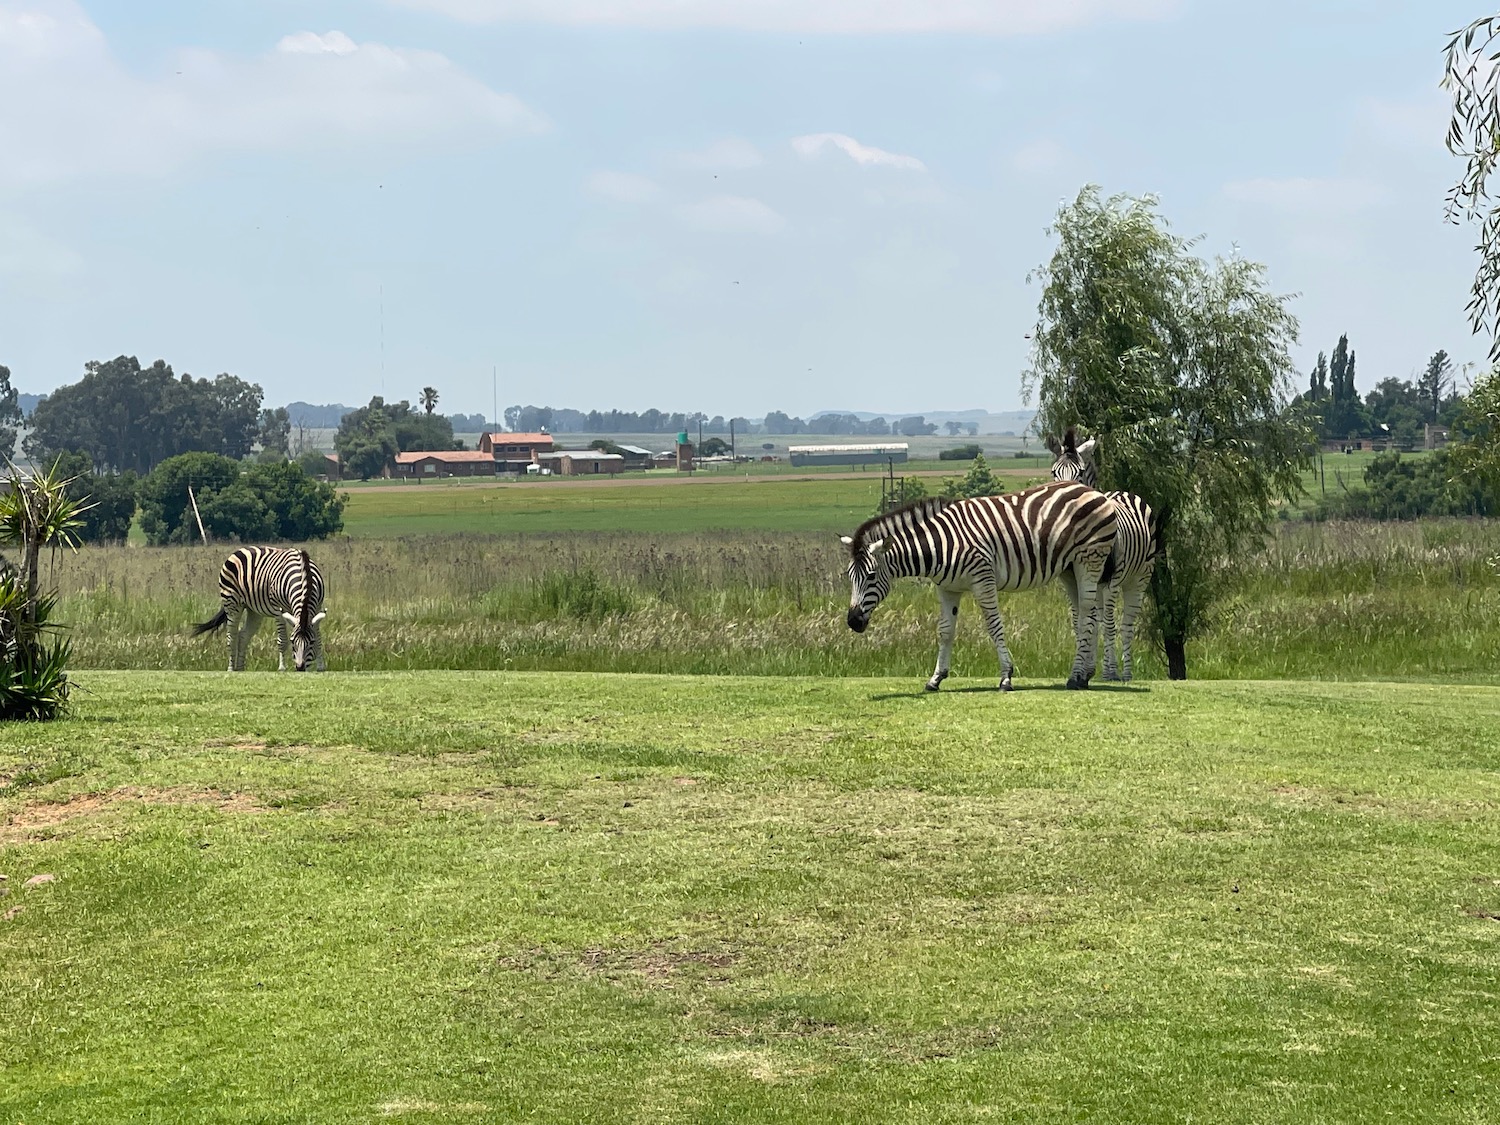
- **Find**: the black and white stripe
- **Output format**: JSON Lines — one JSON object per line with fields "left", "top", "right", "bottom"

{"left": 192, "top": 546, "right": 327, "bottom": 671}
{"left": 842, "top": 481, "right": 1118, "bottom": 691}
{"left": 1045, "top": 427, "right": 1158, "bottom": 681}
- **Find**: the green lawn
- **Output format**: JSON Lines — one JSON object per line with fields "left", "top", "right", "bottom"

{"left": 4, "top": 672, "right": 1498, "bottom": 1123}
{"left": 338, "top": 476, "right": 890, "bottom": 536}
{"left": 335, "top": 465, "right": 1051, "bottom": 538}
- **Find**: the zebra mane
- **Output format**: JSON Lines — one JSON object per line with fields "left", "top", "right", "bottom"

{"left": 849, "top": 497, "right": 951, "bottom": 554}
{"left": 298, "top": 549, "right": 312, "bottom": 632}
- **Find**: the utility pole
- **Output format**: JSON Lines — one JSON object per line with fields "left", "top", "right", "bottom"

{"left": 492, "top": 365, "right": 497, "bottom": 432}
{"left": 730, "top": 417, "right": 735, "bottom": 459}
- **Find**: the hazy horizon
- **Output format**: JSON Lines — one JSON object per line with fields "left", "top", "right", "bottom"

{"left": 0, "top": 0, "right": 1485, "bottom": 417}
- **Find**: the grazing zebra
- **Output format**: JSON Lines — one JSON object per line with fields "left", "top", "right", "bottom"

{"left": 842, "top": 481, "right": 1117, "bottom": 691}
{"left": 192, "top": 547, "right": 327, "bottom": 672}
{"left": 1045, "top": 427, "right": 1158, "bottom": 681}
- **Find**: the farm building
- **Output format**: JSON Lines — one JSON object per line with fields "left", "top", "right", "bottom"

{"left": 535, "top": 451, "right": 626, "bottom": 476}
{"left": 788, "top": 443, "right": 909, "bottom": 468}
{"left": 392, "top": 450, "right": 498, "bottom": 479}
{"left": 479, "top": 431, "right": 555, "bottom": 472}
{"left": 616, "top": 444, "right": 654, "bottom": 470}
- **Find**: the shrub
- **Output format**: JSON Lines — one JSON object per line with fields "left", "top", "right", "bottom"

{"left": 47, "top": 451, "right": 137, "bottom": 543}
{"left": 140, "top": 453, "right": 344, "bottom": 545}
{"left": 941, "top": 453, "right": 1000, "bottom": 499}
{"left": 938, "top": 444, "right": 982, "bottom": 461}
{"left": 1313, "top": 450, "right": 1494, "bottom": 520}
{"left": 0, "top": 462, "right": 85, "bottom": 721}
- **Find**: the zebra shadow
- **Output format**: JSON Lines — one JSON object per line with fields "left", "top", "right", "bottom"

{"left": 869, "top": 681, "right": 1151, "bottom": 701}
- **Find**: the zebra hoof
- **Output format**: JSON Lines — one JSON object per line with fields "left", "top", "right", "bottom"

{"left": 924, "top": 680, "right": 941, "bottom": 692}
{"left": 999, "top": 678, "right": 1013, "bottom": 692}
{"left": 1065, "top": 676, "right": 1090, "bottom": 691}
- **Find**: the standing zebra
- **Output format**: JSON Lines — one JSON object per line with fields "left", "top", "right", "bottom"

{"left": 1045, "top": 427, "right": 1158, "bottom": 681}
{"left": 193, "top": 547, "right": 327, "bottom": 672}
{"left": 842, "top": 481, "right": 1117, "bottom": 691}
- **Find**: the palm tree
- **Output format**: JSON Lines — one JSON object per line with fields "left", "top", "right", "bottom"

{"left": 420, "top": 387, "right": 440, "bottom": 415}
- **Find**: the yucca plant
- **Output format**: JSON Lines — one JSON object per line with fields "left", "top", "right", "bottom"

{"left": 0, "top": 461, "right": 88, "bottom": 720}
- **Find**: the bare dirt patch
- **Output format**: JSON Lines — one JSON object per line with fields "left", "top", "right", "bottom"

{"left": 1, "top": 786, "right": 264, "bottom": 841}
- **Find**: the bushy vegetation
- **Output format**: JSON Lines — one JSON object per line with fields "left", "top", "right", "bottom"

{"left": 0, "top": 462, "right": 86, "bottom": 720}
{"left": 137, "top": 453, "right": 344, "bottom": 546}
{"left": 938, "top": 443, "right": 982, "bottom": 461}
{"left": 1312, "top": 449, "right": 1494, "bottom": 520}
{"left": 44, "top": 452, "right": 137, "bottom": 543}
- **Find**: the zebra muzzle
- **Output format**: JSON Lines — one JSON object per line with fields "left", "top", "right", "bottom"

{"left": 847, "top": 608, "right": 869, "bottom": 633}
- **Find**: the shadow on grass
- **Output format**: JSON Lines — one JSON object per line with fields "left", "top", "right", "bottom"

{"left": 869, "top": 681, "right": 1151, "bottom": 701}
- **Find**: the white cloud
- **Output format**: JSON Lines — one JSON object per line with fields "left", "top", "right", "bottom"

{"left": 792, "top": 133, "right": 926, "bottom": 172}
{"left": 1222, "top": 177, "right": 1391, "bottom": 214}
{"left": 677, "top": 195, "right": 786, "bottom": 234}
{"left": 586, "top": 170, "right": 661, "bottom": 203}
{"left": 1011, "top": 139, "right": 1067, "bottom": 174}
{"left": 675, "top": 138, "right": 763, "bottom": 170}
{"left": 387, "top": 0, "right": 1178, "bottom": 35}
{"left": 0, "top": 0, "right": 545, "bottom": 191}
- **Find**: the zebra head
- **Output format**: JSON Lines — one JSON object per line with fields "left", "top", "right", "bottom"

{"left": 1045, "top": 426, "right": 1098, "bottom": 488}
{"left": 841, "top": 534, "right": 892, "bottom": 634}
{"left": 281, "top": 610, "right": 327, "bottom": 671}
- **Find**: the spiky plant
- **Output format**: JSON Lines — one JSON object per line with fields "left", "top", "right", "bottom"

{"left": 0, "top": 461, "right": 88, "bottom": 720}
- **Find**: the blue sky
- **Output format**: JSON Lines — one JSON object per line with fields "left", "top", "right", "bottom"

{"left": 0, "top": 0, "right": 1484, "bottom": 419}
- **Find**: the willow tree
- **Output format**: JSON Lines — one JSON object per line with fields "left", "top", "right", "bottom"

{"left": 1445, "top": 16, "right": 1500, "bottom": 358}
{"left": 1025, "top": 187, "right": 1311, "bottom": 679}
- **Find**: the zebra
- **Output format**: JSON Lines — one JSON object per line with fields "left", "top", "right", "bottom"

{"left": 842, "top": 481, "right": 1117, "bottom": 691}
{"left": 192, "top": 547, "right": 327, "bottom": 672}
{"left": 1044, "top": 426, "right": 1158, "bottom": 681}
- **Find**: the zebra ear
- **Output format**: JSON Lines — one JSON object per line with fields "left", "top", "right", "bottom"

{"left": 311, "top": 611, "right": 327, "bottom": 626}
{"left": 281, "top": 612, "right": 297, "bottom": 627}
{"left": 1063, "top": 426, "right": 1078, "bottom": 454}
{"left": 1077, "top": 437, "right": 1097, "bottom": 459}
{"left": 867, "top": 537, "right": 886, "bottom": 557}
{"left": 839, "top": 535, "right": 854, "bottom": 547}
{"left": 1044, "top": 433, "right": 1061, "bottom": 456}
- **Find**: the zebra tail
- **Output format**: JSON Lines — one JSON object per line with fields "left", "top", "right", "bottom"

{"left": 192, "top": 608, "right": 229, "bottom": 636}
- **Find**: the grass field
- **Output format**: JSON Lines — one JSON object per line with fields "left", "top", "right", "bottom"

{"left": 3, "top": 671, "right": 1498, "bottom": 1123}
{"left": 50, "top": 520, "right": 1500, "bottom": 681}
{"left": 333, "top": 465, "right": 1049, "bottom": 538}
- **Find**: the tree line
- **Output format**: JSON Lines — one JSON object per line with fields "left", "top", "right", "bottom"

{"left": 503, "top": 404, "right": 961, "bottom": 437}
{"left": 1294, "top": 336, "right": 1463, "bottom": 444}
{"left": 10, "top": 356, "right": 345, "bottom": 545}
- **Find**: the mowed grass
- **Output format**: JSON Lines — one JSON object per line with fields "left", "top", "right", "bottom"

{"left": 3, "top": 671, "right": 1499, "bottom": 1123}
{"left": 338, "top": 476, "right": 891, "bottom": 536}
{"left": 334, "top": 466, "right": 1048, "bottom": 538}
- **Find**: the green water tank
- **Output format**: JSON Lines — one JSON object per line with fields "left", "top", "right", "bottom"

{"left": 676, "top": 431, "right": 689, "bottom": 446}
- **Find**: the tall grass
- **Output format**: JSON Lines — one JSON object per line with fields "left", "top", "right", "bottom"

{"left": 49, "top": 521, "right": 1500, "bottom": 682}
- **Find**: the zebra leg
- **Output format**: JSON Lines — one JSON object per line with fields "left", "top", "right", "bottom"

{"left": 1066, "top": 559, "right": 1106, "bottom": 690}
{"left": 224, "top": 608, "right": 240, "bottom": 671}
{"left": 1058, "top": 569, "right": 1091, "bottom": 678}
{"left": 275, "top": 618, "right": 289, "bottom": 672}
{"left": 1117, "top": 574, "right": 1148, "bottom": 682}
{"left": 312, "top": 625, "right": 326, "bottom": 672}
{"left": 927, "top": 587, "right": 961, "bottom": 691}
{"left": 236, "top": 614, "right": 263, "bottom": 672}
{"left": 973, "top": 582, "right": 1017, "bottom": 691}
{"left": 1101, "top": 579, "right": 1122, "bottom": 681}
